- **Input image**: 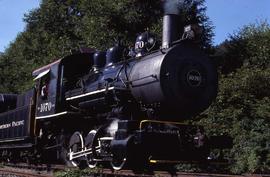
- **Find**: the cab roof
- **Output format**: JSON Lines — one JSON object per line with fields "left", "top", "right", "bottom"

{"left": 32, "top": 48, "right": 96, "bottom": 77}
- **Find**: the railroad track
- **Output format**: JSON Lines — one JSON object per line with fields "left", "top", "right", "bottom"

{"left": 0, "top": 166, "right": 53, "bottom": 177}
{"left": 89, "top": 169, "right": 270, "bottom": 177}
{"left": 1, "top": 163, "right": 270, "bottom": 177}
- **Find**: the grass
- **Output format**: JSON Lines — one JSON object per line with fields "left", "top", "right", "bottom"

{"left": 54, "top": 166, "right": 103, "bottom": 177}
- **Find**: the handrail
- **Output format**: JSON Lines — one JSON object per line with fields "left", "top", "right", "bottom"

{"left": 139, "top": 120, "right": 187, "bottom": 130}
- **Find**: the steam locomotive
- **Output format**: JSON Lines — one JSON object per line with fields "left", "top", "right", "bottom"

{"left": 0, "top": 1, "right": 229, "bottom": 170}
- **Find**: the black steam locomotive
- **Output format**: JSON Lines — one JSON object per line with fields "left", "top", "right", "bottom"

{"left": 0, "top": 1, "right": 228, "bottom": 170}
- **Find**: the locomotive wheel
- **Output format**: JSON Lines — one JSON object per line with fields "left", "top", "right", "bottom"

{"left": 111, "top": 156, "right": 128, "bottom": 170}
{"left": 84, "top": 130, "right": 98, "bottom": 168}
{"left": 110, "top": 136, "right": 134, "bottom": 170}
{"left": 111, "top": 150, "right": 148, "bottom": 171}
{"left": 68, "top": 131, "right": 84, "bottom": 167}
{"left": 110, "top": 135, "right": 147, "bottom": 171}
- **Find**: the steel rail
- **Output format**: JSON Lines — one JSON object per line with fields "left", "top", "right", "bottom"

{"left": 0, "top": 167, "right": 53, "bottom": 177}
{"left": 2, "top": 163, "right": 270, "bottom": 177}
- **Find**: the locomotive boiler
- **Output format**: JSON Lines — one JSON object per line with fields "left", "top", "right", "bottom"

{"left": 0, "top": 0, "right": 228, "bottom": 170}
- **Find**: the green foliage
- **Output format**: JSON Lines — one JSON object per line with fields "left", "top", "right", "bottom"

{"left": 175, "top": 163, "right": 204, "bottom": 173}
{"left": 181, "top": 0, "right": 214, "bottom": 49}
{"left": 216, "top": 21, "right": 270, "bottom": 74}
{"left": 200, "top": 22, "right": 270, "bottom": 174}
{"left": 54, "top": 167, "right": 103, "bottom": 177}
{"left": 78, "top": 0, "right": 163, "bottom": 49}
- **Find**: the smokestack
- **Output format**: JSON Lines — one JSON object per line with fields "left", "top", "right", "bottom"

{"left": 162, "top": 0, "right": 183, "bottom": 48}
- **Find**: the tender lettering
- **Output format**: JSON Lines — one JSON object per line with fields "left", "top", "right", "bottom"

{"left": 0, "top": 123, "right": 11, "bottom": 130}
{"left": 0, "top": 120, "right": 24, "bottom": 130}
{"left": 12, "top": 120, "right": 24, "bottom": 127}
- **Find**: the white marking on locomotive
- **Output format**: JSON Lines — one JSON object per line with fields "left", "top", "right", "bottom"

{"left": 187, "top": 70, "right": 202, "bottom": 87}
{"left": 66, "top": 87, "right": 126, "bottom": 101}
{"left": 36, "top": 111, "right": 68, "bottom": 119}
{"left": 12, "top": 120, "right": 24, "bottom": 127}
{"left": 135, "top": 41, "right": 145, "bottom": 49}
{"left": 188, "top": 75, "right": 201, "bottom": 81}
{"left": 0, "top": 123, "right": 11, "bottom": 130}
{"left": 39, "top": 102, "right": 54, "bottom": 112}
{"left": 0, "top": 120, "right": 24, "bottom": 130}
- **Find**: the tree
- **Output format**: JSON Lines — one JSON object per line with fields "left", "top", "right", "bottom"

{"left": 200, "top": 22, "right": 270, "bottom": 174}
{"left": 180, "top": 0, "right": 214, "bottom": 50}
{"left": 215, "top": 22, "right": 270, "bottom": 74}
{"left": 0, "top": 0, "right": 213, "bottom": 93}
